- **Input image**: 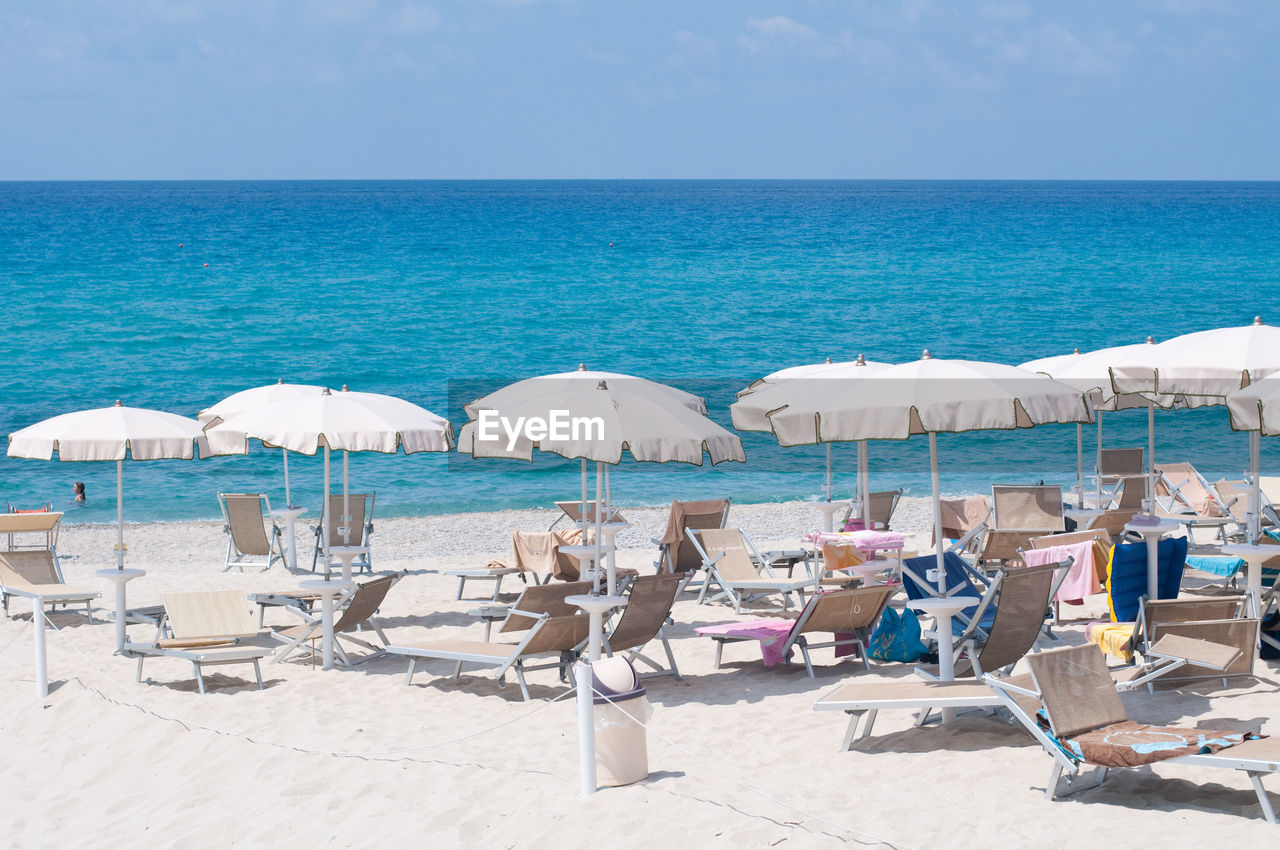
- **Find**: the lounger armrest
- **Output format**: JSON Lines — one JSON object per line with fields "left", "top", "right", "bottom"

{"left": 980, "top": 672, "right": 1041, "bottom": 700}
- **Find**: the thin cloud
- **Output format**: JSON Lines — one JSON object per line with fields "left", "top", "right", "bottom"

{"left": 746, "top": 15, "right": 818, "bottom": 40}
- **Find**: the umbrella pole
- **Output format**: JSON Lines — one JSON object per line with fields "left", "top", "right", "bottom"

{"left": 825, "top": 443, "right": 832, "bottom": 501}
{"left": 343, "top": 451, "right": 351, "bottom": 548}
{"left": 283, "top": 448, "right": 292, "bottom": 507}
{"left": 323, "top": 445, "right": 332, "bottom": 579}
{"left": 1250, "top": 430, "right": 1262, "bottom": 546}
{"left": 929, "top": 433, "right": 958, "bottom": 723}
{"left": 860, "top": 440, "right": 870, "bottom": 530}
{"left": 594, "top": 462, "right": 605, "bottom": 597}
{"left": 1076, "top": 424, "right": 1084, "bottom": 509}
{"left": 1096, "top": 412, "right": 1104, "bottom": 506}
{"left": 1147, "top": 400, "right": 1156, "bottom": 514}
{"left": 580, "top": 458, "right": 589, "bottom": 540}
{"left": 116, "top": 459, "right": 125, "bottom": 570}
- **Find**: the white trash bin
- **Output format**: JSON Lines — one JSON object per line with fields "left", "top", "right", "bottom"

{"left": 591, "top": 656, "right": 651, "bottom": 787}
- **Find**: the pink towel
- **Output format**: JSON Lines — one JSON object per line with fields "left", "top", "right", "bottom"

{"left": 1025, "top": 541, "right": 1098, "bottom": 605}
{"left": 805, "top": 530, "right": 906, "bottom": 551}
{"left": 696, "top": 619, "right": 796, "bottom": 665}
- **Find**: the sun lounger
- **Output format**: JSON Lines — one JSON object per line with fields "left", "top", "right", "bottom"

{"left": 842, "top": 489, "right": 903, "bottom": 531}
{"left": 218, "top": 493, "right": 285, "bottom": 573}
{"left": 445, "top": 561, "right": 523, "bottom": 601}
{"left": 0, "top": 511, "right": 63, "bottom": 561}
{"left": 0, "top": 549, "right": 99, "bottom": 620}
{"left": 311, "top": 492, "right": 375, "bottom": 573}
{"left": 1095, "top": 447, "right": 1145, "bottom": 505}
{"left": 976, "top": 485, "right": 1065, "bottom": 566}
{"left": 690, "top": 527, "right": 814, "bottom": 613}
{"left": 901, "top": 551, "right": 999, "bottom": 639}
{"left": 603, "top": 574, "right": 684, "bottom": 680}
{"left": 935, "top": 495, "right": 991, "bottom": 555}
{"left": 270, "top": 573, "right": 401, "bottom": 666}
{"left": 700, "top": 585, "right": 894, "bottom": 677}
{"left": 387, "top": 611, "right": 589, "bottom": 701}
{"left": 125, "top": 590, "right": 273, "bottom": 694}
{"left": 985, "top": 643, "right": 1280, "bottom": 823}
{"left": 654, "top": 498, "right": 730, "bottom": 576}
{"left": 551, "top": 500, "right": 627, "bottom": 532}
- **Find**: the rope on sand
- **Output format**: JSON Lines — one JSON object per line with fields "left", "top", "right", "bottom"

{"left": 41, "top": 616, "right": 912, "bottom": 849}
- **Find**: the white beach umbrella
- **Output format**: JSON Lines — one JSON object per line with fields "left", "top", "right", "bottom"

{"left": 205, "top": 386, "right": 454, "bottom": 668}
{"left": 198, "top": 380, "right": 330, "bottom": 506}
{"left": 1020, "top": 340, "right": 1186, "bottom": 508}
{"left": 1115, "top": 317, "right": 1280, "bottom": 553}
{"left": 456, "top": 369, "right": 743, "bottom": 798}
{"left": 731, "top": 355, "right": 891, "bottom": 529}
{"left": 7, "top": 401, "right": 206, "bottom": 649}
{"left": 753, "top": 352, "right": 1090, "bottom": 718}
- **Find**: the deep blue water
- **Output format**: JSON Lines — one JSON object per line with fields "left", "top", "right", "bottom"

{"left": 1, "top": 180, "right": 1277, "bottom": 523}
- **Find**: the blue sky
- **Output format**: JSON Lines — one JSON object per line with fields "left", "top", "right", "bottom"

{"left": 3, "top": 1, "right": 1277, "bottom": 179}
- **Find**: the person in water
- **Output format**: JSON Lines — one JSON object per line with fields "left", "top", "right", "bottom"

{"left": 72, "top": 482, "right": 86, "bottom": 502}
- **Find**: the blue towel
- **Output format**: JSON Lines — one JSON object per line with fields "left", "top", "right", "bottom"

{"left": 1109, "top": 537, "right": 1187, "bottom": 622}
{"left": 1185, "top": 554, "right": 1244, "bottom": 578}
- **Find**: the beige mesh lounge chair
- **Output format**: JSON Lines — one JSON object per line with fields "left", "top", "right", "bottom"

{"left": 654, "top": 498, "right": 730, "bottom": 575}
{"left": 311, "top": 492, "right": 375, "bottom": 573}
{"left": 1096, "top": 447, "right": 1145, "bottom": 504}
{"left": 603, "top": 574, "right": 683, "bottom": 680}
{"left": 706, "top": 585, "right": 894, "bottom": 677}
{"left": 985, "top": 643, "right": 1280, "bottom": 823}
{"left": 551, "top": 500, "right": 627, "bottom": 531}
{"left": 218, "top": 493, "right": 285, "bottom": 573}
{"left": 935, "top": 495, "right": 991, "bottom": 555}
{"left": 270, "top": 573, "right": 401, "bottom": 666}
{"left": 387, "top": 612, "right": 589, "bottom": 701}
{"left": 841, "top": 489, "right": 904, "bottom": 531}
{"left": 690, "top": 528, "right": 814, "bottom": 613}
{"left": 976, "top": 485, "right": 1065, "bottom": 566}
{"left": 1107, "top": 595, "right": 1259, "bottom": 691}
{"left": 0, "top": 511, "right": 63, "bottom": 562}
{"left": 126, "top": 590, "right": 273, "bottom": 694}
{"left": 0, "top": 549, "right": 99, "bottom": 620}
{"left": 812, "top": 559, "right": 1067, "bottom": 747}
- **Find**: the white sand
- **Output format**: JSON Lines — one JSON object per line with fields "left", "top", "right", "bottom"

{"left": 2, "top": 499, "right": 1277, "bottom": 848}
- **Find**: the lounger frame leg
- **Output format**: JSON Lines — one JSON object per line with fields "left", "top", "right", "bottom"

{"left": 136, "top": 656, "right": 145, "bottom": 683}
{"left": 713, "top": 638, "right": 724, "bottom": 670}
{"left": 840, "top": 709, "right": 877, "bottom": 751}
{"left": 1250, "top": 771, "right": 1278, "bottom": 824}
{"left": 514, "top": 662, "right": 532, "bottom": 701}
{"left": 404, "top": 657, "right": 419, "bottom": 686}
{"left": 193, "top": 662, "right": 207, "bottom": 696}
{"left": 252, "top": 659, "right": 264, "bottom": 691}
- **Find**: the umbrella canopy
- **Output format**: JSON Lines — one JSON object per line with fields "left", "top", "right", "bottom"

{"left": 457, "top": 380, "right": 745, "bottom": 465}
{"left": 205, "top": 387, "right": 454, "bottom": 457}
{"left": 1111, "top": 316, "right": 1280, "bottom": 400}
{"left": 731, "top": 355, "right": 890, "bottom": 529}
{"left": 8, "top": 401, "right": 207, "bottom": 650}
{"left": 10, "top": 401, "right": 205, "bottom": 462}
{"left": 463, "top": 364, "right": 707, "bottom": 419}
{"left": 198, "top": 380, "right": 330, "bottom": 426}
{"left": 1019, "top": 341, "right": 1187, "bottom": 411}
{"left": 763, "top": 353, "right": 1092, "bottom": 445}
{"left": 1228, "top": 372, "right": 1280, "bottom": 436}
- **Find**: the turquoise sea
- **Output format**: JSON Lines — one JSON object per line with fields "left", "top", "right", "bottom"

{"left": 2, "top": 180, "right": 1278, "bottom": 524}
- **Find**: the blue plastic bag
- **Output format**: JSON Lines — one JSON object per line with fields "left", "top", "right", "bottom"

{"left": 868, "top": 606, "right": 928, "bottom": 663}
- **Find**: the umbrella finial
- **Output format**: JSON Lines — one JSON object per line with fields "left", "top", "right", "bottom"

{"left": 855, "top": 354, "right": 867, "bottom": 365}
{"left": 340, "top": 385, "right": 349, "bottom": 392}
{"left": 1145, "top": 336, "right": 1156, "bottom": 344}
{"left": 1072, "top": 347, "right": 1081, "bottom": 354}
{"left": 114, "top": 400, "right": 123, "bottom": 407}
{"left": 578, "top": 363, "right": 587, "bottom": 371}
{"left": 1254, "top": 315, "right": 1263, "bottom": 325}
{"left": 921, "top": 349, "right": 933, "bottom": 360}
{"left": 596, "top": 380, "right": 609, "bottom": 390}
{"left": 824, "top": 357, "right": 832, "bottom": 364}
{"left": 322, "top": 387, "right": 333, "bottom": 396}
{"left": 276, "top": 378, "right": 284, "bottom": 384}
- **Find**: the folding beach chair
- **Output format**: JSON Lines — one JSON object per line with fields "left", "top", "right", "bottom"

{"left": 125, "top": 590, "right": 273, "bottom": 694}
{"left": 985, "top": 643, "right": 1280, "bottom": 824}
{"left": 603, "top": 574, "right": 683, "bottom": 680}
{"left": 934, "top": 495, "right": 991, "bottom": 556}
{"left": 311, "top": 492, "right": 375, "bottom": 574}
{"left": 842, "top": 489, "right": 904, "bottom": 531}
{"left": 1119, "top": 595, "right": 1260, "bottom": 690}
{"left": 218, "top": 493, "right": 285, "bottom": 573}
{"left": 1096, "top": 447, "right": 1145, "bottom": 505}
{"left": 901, "top": 551, "right": 999, "bottom": 639}
{"left": 975, "top": 485, "right": 1065, "bottom": 566}
{"left": 270, "top": 573, "right": 402, "bottom": 666}
{"left": 701, "top": 585, "right": 894, "bottom": 677}
{"left": 0, "top": 549, "right": 99, "bottom": 620}
{"left": 689, "top": 528, "right": 814, "bottom": 613}
{"left": 0, "top": 510, "right": 63, "bottom": 563}
{"left": 654, "top": 498, "right": 730, "bottom": 576}
{"left": 387, "top": 612, "right": 589, "bottom": 701}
